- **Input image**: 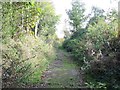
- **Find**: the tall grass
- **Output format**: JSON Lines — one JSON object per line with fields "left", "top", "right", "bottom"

{"left": 2, "top": 33, "right": 56, "bottom": 87}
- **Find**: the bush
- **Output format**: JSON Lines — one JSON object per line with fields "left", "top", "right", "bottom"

{"left": 85, "top": 38, "right": 120, "bottom": 88}
{"left": 2, "top": 34, "right": 56, "bottom": 88}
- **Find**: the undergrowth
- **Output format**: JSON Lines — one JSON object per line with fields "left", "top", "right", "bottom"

{"left": 2, "top": 33, "right": 56, "bottom": 87}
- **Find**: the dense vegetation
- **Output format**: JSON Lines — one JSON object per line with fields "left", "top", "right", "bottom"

{"left": 1, "top": 2, "right": 60, "bottom": 87}
{"left": 1, "top": 0, "right": 120, "bottom": 89}
{"left": 63, "top": 0, "right": 120, "bottom": 88}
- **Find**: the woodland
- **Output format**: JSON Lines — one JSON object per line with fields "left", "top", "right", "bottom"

{"left": 1, "top": 0, "right": 120, "bottom": 89}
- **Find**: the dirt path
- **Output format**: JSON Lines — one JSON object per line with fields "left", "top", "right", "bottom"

{"left": 34, "top": 49, "right": 85, "bottom": 88}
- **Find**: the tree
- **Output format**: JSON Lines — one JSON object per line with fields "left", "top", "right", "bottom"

{"left": 67, "top": 0, "right": 85, "bottom": 32}
{"left": 2, "top": 1, "right": 60, "bottom": 87}
{"left": 86, "top": 7, "right": 105, "bottom": 29}
{"left": 2, "top": 2, "right": 59, "bottom": 39}
{"left": 118, "top": 1, "right": 120, "bottom": 37}
{"left": 35, "top": 2, "right": 60, "bottom": 39}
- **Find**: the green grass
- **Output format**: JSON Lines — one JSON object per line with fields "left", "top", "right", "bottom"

{"left": 2, "top": 34, "right": 57, "bottom": 87}
{"left": 40, "top": 50, "right": 81, "bottom": 88}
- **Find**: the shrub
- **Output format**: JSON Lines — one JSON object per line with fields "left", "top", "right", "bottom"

{"left": 85, "top": 38, "right": 120, "bottom": 88}
{"left": 2, "top": 34, "right": 56, "bottom": 87}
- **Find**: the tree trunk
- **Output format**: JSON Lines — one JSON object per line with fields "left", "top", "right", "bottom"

{"left": 35, "top": 19, "right": 39, "bottom": 37}
{"left": 118, "top": 1, "right": 120, "bottom": 38}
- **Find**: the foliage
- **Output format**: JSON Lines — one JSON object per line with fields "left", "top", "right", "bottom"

{"left": 67, "top": 0, "right": 85, "bottom": 32}
{"left": 2, "top": 2, "right": 59, "bottom": 39}
{"left": 63, "top": 0, "right": 118, "bottom": 88}
{"left": 2, "top": 33, "right": 57, "bottom": 88}
{"left": 86, "top": 38, "right": 120, "bottom": 88}
{"left": 36, "top": 2, "right": 60, "bottom": 38}
{"left": 2, "top": 1, "right": 59, "bottom": 87}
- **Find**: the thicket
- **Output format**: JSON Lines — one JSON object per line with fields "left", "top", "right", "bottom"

{"left": 86, "top": 38, "right": 120, "bottom": 88}
{"left": 1, "top": 2, "right": 59, "bottom": 87}
{"left": 63, "top": 0, "right": 119, "bottom": 88}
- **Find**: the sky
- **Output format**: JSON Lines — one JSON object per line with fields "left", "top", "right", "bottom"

{"left": 52, "top": 0, "right": 119, "bottom": 38}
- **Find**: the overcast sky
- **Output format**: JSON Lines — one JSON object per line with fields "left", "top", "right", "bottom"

{"left": 52, "top": 0, "right": 119, "bottom": 38}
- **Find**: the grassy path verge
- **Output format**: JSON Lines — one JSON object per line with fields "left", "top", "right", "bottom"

{"left": 31, "top": 49, "right": 85, "bottom": 88}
